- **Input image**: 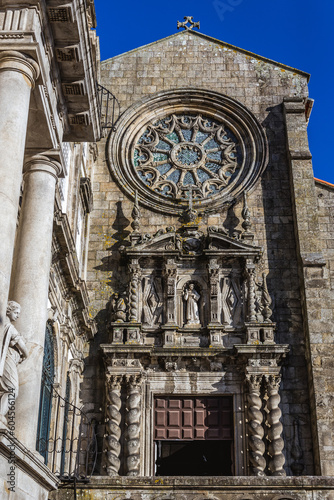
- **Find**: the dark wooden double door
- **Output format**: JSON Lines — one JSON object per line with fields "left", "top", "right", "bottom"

{"left": 154, "top": 396, "right": 233, "bottom": 476}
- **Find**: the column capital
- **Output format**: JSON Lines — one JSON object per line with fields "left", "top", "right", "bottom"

{"left": 0, "top": 51, "right": 39, "bottom": 88}
{"left": 23, "top": 155, "right": 62, "bottom": 180}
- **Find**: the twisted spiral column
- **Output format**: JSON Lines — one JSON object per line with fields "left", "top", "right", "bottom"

{"left": 105, "top": 375, "right": 123, "bottom": 476}
{"left": 247, "top": 266, "right": 257, "bottom": 322}
{"left": 265, "top": 375, "right": 286, "bottom": 476}
{"left": 125, "top": 374, "right": 142, "bottom": 476}
{"left": 247, "top": 374, "right": 266, "bottom": 476}
{"left": 129, "top": 270, "right": 140, "bottom": 322}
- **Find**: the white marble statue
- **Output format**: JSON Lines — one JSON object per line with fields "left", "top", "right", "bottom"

{"left": 0, "top": 301, "right": 28, "bottom": 424}
{"left": 184, "top": 283, "right": 200, "bottom": 326}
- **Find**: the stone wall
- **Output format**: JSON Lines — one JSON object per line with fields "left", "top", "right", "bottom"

{"left": 50, "top": 476, "right": 334, "bottom": 500}
{"left": 83, "top": 31, "right": 316, "bottom": 475}
{"left": 311, "top": 180, "right": 334, "bottom": 474}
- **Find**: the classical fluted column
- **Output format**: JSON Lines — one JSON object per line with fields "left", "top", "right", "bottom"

{"left": 105, "top": 375, "right": 123, "bottom": 476}
{"left": 0, "top": 51, "right": 39, "bottom": 341}
{"left": 9, "top": 155, "right": 62, "bottom": 451}
{"left": 125, "top": 374, "right": 142, "bottom": 476}
{"left": 247, "top": 374, "right": 266, "bottom": 476}
{"left": 265, "top": 375, "right": 286, "bottom": 476}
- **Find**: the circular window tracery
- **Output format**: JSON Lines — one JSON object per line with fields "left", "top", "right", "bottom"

{"left": 134, "top": 114, "right": 241, "bottom": 200}
{"left": 108, "top": 89, "right": 268, "bottom": 215}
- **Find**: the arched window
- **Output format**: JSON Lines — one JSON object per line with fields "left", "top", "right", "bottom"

{"left": 36, "top": 321, "right": 55, "bottom": 463}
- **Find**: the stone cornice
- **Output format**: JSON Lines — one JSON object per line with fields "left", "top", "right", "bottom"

{"left": 0, "top": 1, "right": 100, "bottom": 142}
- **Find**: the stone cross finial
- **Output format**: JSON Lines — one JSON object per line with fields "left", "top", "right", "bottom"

{"left": 242, "top": 191, "right": 252, "bottom": 232}
{"left": 177, "top": 16, "right": 200, "bottom": 31}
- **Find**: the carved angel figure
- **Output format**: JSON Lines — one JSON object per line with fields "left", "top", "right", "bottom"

{"left": 0, "top": 301, "right": 28, "bottom": 424}
{"left": 184, "top": 284, "right": 200, "bottom": 326}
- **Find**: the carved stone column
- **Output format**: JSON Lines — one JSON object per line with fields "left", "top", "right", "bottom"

{"left": 246, "top": 374, "right": 266, "bottom": 476}
{"left": 9, "top": 155, "right": 62, "bottom": 451}
{"left": 105, "top": 375, "right": 123, "bottom": 476}
{"left": 246, "top": 260, "right": 256, "bottom": 323}
{"left": 125, "top": 374, "right": 142, "bottom": 476}
{"left": 129, "top": 260, "right": 140, "bottom": 323}
{"left": 208, "top": 259, "right": 220, "bottom": 325}
{"left": 0, "top": 51, "right": 39, "bottom": 342}
{"left": 164, "top": 259, "right": 177, "bottom": 325}
{"left": 265, "top": 375, "right": 286, "bottom": 476}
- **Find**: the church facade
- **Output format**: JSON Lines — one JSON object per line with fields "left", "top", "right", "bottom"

{"left": 0, "top": 3, "right": 334, "bottom": 499}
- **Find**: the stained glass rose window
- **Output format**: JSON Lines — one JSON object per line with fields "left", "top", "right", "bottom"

{"left": 108, "top": 89, "right": 268, "bottom": 214}
{"left": 133, "top": 114, "right": 241, "bottom": 200}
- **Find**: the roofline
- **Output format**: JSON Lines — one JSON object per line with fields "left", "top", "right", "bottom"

{"left": 102, "top": 30, "right": 310, "bottom": 81}
{"left": 315, "top": 177, "right": 334, "bottom": 189}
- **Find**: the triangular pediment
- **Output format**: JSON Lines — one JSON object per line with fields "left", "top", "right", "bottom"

{"left": 206, "top": 229, "right": 262, "bottom": 256}
{"left": 125, "top": 227, "right": 262, "bottom": 258}
{"left": 127, "top": 232, "right": 176, "bottom": 253}
{"left": 102, "top": 30, "right": 309, "bottom": 81}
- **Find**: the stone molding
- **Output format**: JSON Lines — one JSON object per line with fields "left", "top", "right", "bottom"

{"left": 24, "top": 155, "right": 62, "bottom": 180}
{"left": 108, "top": 88, "right": 269, "bottom": 215}
{"left": 0, "top": 429, "right": 59, "bottom": 492}
{"left": 63, "top": 474, "right": 334, "bottom": 493}
{"left": 0, "top": 50, "right": 39, "bottom": 88}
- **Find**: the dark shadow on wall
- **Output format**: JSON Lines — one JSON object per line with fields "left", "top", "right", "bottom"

{"left": 94, "top": 200, "right": 130, "bottom": 292}
{"left": 82, "top": 201, "right": 132, "bottom": 474}
{"left": 261, "top": 103, "right": 314, "bottom": 476}
{"left": 80, "top": 307, "right": 109, "bottom": 475}
{"left": 223, "top": 200, "right": 241, "bottom": 238}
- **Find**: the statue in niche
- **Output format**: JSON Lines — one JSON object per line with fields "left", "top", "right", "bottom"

{"left": 0, "top": 301, "right": 28, "bottom": 425}
{"left": 183, "top": 283, "right": 200, "bottom": 326}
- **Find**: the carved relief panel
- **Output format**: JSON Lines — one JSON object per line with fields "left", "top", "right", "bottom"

{"left": 141, "top": 275, "right": 163, "bottom": 327}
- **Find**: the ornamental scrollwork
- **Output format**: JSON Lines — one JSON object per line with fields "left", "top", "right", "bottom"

{"left": 133, "top": 113, "right": 240, "bottom": 201}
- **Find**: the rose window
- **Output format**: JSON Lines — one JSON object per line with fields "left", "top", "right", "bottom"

{"left": 133, "top": 114, "right": 241, "bottom": 200}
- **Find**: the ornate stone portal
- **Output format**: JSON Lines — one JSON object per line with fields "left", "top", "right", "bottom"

{"left": 101, "top": 192, "right": 289, "bottom": 477}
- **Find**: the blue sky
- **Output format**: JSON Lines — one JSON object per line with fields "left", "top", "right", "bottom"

{"left": 95, "top": 0, "right": 334, "bottom": 183}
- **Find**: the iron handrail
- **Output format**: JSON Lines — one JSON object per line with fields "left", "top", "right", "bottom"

{"left": 96, "top": 82, "right": 120, "bottom": 131}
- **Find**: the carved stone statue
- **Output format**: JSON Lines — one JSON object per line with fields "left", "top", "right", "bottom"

{"left": 0, "top": 301, "right": 28, "bottom": 425}
{"left": 183, "top": 283, "right": 200, "bottom": 326}
{"left": 111, "top": 293, "right": 127, "bottom": 323}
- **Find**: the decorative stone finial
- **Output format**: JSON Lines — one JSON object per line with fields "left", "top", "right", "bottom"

{"left": 177, "top": 16, "right": 200, "bottom": 31}
{"left": 131, "top": 190, "right": 141, "bottom": 232}
{"left": 242, "top": 191, "right": 252, "bottom": 232}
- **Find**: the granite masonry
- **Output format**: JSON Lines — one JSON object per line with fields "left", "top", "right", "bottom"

{"left": 0, "top": 5, "right": 333, "bottom": 499}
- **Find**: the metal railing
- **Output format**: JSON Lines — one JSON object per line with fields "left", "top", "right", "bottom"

{"left": 96, "top": 82, "right": 120, "bottom": 131}
{"left": 36, "top": 384, "right": 97, "bottom": 483}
